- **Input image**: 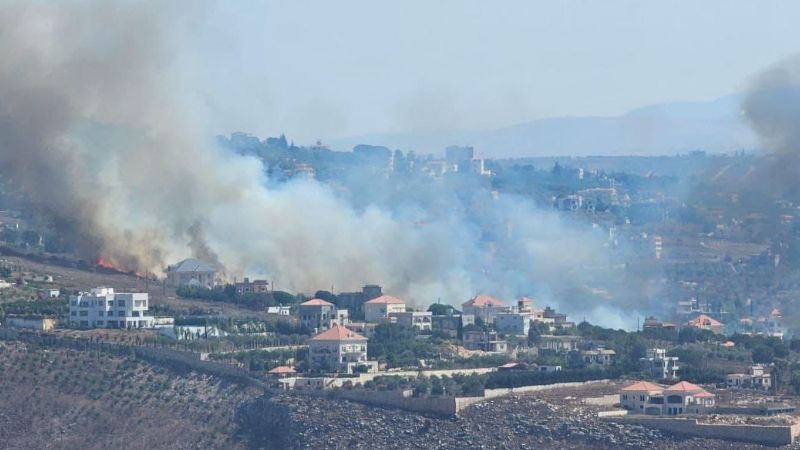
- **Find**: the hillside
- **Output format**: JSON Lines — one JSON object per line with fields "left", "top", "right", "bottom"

{"left": 0, "top": 340, "right": 262, "bottom": 450}
{"left": 330, "top": 95, "right": 759, "bottom": 157}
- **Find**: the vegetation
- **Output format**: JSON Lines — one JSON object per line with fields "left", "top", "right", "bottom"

{"left": 176, "top": 285, "right": 301, "bottom": 309}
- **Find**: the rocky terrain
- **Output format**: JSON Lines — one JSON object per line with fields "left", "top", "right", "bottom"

{"left": 239, "top": 387, "right": 798, "bottom": 449}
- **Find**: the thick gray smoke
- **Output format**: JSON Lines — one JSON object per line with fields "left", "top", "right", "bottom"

{"left": 742, "top": 56, "right": 800, "bottom": 201}
{"left": 0, "top": 1, "right": 638, "bottom": 326}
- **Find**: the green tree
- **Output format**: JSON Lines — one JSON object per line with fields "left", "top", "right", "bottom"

{"left": 752, "top": 346, "right": 775, "bottom": 364}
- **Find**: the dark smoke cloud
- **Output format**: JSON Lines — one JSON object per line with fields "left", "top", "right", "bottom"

{"left": 0, "top": 1, "right": 643, "bottom": 326}
{"left": 743, "top": 56, "right": 800, "bottom": 201}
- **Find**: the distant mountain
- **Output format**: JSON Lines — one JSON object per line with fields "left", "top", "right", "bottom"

{"left": 330, "top": 95, "right": 760, "bottom": 158}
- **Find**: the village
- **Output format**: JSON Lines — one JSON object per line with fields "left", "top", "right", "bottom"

{"left": 1, "top": 256, "right": 800, "bottom": 446}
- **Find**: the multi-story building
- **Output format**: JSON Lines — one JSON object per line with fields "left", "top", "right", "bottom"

{"left": 234, "top": 278, "right": 270, "bottom": 295}
{"left": 297, "top": 298, "right": 337, "bottom": 332}
{"left": 364, "top": 295, "right": 406, "bottom": 323}
{"left": 538, "top": 335, "right": 582, "bottom": 353}
{"left": 389, "top": 311, "right": 432, "bottom": 332}
{"left": 165, "top": 259, "right": 216, "bottom": 288}
{"left": 640, "top": 348, "right": 680, "bottom": 380}
{"left": 577, "top": 348, "right": 616, "bottom": 367}
{"left": 463, "top": 330, "right": 508, "bottom": 353}
{"left": 726, "top": 365, "right": 772, "bottom": 391}
{"left": 336, "top": 284, "right": 383, "bottom": 313}
{"left": 69, "top": 287, "right": 154, "bottom": 329}
{"left": 462, "top": 295, "right": 510, "bottom": 323}
{"left": 307, "top": 324, "right": 376, "bottom": 374}
{"left": 431, "top": 314, "right": 474, "bottom": 338}
{"left": 493, "top": 313, "right": 532, "bottom": 336}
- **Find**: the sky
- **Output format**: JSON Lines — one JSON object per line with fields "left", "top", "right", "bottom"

{"left": 180, "top": 1, "right": 800, "bottom": 144}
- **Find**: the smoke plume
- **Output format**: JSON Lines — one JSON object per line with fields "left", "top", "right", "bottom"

{"left": 0, "top": 1, "right": 639, "bottom": 325}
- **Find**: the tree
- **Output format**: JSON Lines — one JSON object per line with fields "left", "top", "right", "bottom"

{"left": 368, "top": 323, "right": 420, "bottom": 367}
{"left": 314, "top": 290, "right": 339, "bottom": 305}
{"left": 752, "top": 346, "right": 775, "bottom": 364}
{"left": 428, "top": 303, "right": 458, "bottom": 316}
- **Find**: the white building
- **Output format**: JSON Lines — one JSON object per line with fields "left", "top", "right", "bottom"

{"left": 389, "top": 311, "right": 432, "bottom": 332}
{"left": 493, "top": 312, "right": 532, "bottom": 336}
{"left": 641, "top": 348, "right": 680, "bottom": 380}
{"left": 726, "top": 365, "right": 772, "bottom": 391}
{"left": 69, "top": 287, "right": 154, "bottom": 329}
{"left": 307, "top": 324, "right": 376, "bottom": 373}
{"left": 364, "top": 295, "right": 406, "bottom": 323}
{"left": 620, "top": 381, "right": 715, "bottom": 416}
{"left": 166, "top": 259, "right": 216, "bottom": 288}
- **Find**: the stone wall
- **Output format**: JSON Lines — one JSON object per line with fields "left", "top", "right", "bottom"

{"left": 610, "top": 417, "right": 797, "bottom": 446}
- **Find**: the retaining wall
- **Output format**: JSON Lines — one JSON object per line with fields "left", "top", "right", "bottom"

{"left": 609, "top": 416, "right": 798, "bottom": 446}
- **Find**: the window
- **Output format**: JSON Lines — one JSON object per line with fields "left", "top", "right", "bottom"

{"left": 70, "top": 311, "right": 76, "bottom": 316}
{"left": 132, "top": 311, "right": 140, "bottom": 317}
{"left": 96, "top": 321, "right": 104, "bottom": 326}
{"left": 79, "top": 310, "right": 88, "bottom": 317}
{"left": 117, "top": 300, "right": 125, "bottom": 307}
{"left": 98, "top": 311, "right": 104, "bottom": 317}
{"left": 118, "top": 311, "right": 126, "bottom": 317}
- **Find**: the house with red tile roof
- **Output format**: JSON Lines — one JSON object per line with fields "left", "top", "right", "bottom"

{"left": 307, "top": 324, "right": 377, "bottom": 374}
{"left": 620, "top": 380, "right": 715, "bottom": 415}
{"left": 462, "top": 295, "right": 510, "bottom": 323}
{"left": 364, "top": 295, "right": 406, "bottom": 323}
{"left": 685, "top": 314, "right": 725, "bottom": 334}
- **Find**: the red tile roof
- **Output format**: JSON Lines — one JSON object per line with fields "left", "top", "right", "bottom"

{"left": 267, "top": 366, "right": 296, "bottom": 374}
{"left": 300, "top": 298, "right": 334, "bottom": 307}
{"left": 463, "top": 295, "right": 505, "bottom": 308}
{"left": 621, "top": 381, "right": 664, "bottom": 392}
{"left": 308, "top": 324, "right": 367, "bottom": 342}
{"left": 365, "top": 295, "right": 405, "bottom": 305}
{"left": 664, "top": 381, "right": 705, "bottom": 393}
{"left": 686, "top": 314, "right": 723, "bottom": 328}
{"left": 693, "top": 391, "right": 715, "bottom": 398}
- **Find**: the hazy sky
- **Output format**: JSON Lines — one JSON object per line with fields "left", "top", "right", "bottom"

{"left": 181, "top": 1, "right": 800, "bottom": 143}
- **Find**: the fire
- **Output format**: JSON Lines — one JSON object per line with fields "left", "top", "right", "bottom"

{"left": 96, "top": 256, "right": 118, "bottom": 270}
{"left": 96, "top": 256, "right": 147, "bottom": 278}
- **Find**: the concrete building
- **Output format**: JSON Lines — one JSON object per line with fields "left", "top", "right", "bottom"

{"left": 166, "top": 259, "right": 216, "bottom": 288}
{"left": 538, "top": 335, "right": 582, "bottom": 353}
{"left": 462, "top": 295, "right": 510, "bottom": 323}
{"left": 726, "top": 365, "right": 772, "bottom": 391}
{"left": 297, "top": 298, "right": 337, "bottom": 332}
{"left": 463, "top": 330, "right": 508, "bottom": 353}
{"left": 640, "top": 348, "right": 680, "bottom": 380}
{"left": 620, "top": 381, "right": 716, "bottom": 416}
{"left": 69, "top": 287, "right": 154, "bottom": 329}
{"left": 389, "top": 311, "right": 432, "bottom": 332}
{"left": 493, "top": 312, "right": 532, "bottom": 336}
{"left": 307, "top": 324, "right": 376, "bottom": 374}
{"left": 337, "top": 284, "right": 383, "bottom": 313}
{"left": 364, "top": 295, "right": 406, "bottom": 323}
{"left": 7, "top": 317, "right": 56, "bottom": 331}
{"left": 577, "top": 348, "right": 616, "bottom": 367}
{"left": 234, "top": 278, "right": 270, "bottom": 295}
{"left": 431, "top": 314, "right": 473, "bottom": 338}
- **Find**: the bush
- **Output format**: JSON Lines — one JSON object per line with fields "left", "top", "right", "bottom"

{"left": 485, "top": 367, "right": 620, "bottom": 389}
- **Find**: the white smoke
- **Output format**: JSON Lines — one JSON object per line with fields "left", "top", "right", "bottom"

{"left": 0, "top": 1, "right": 642, "bottom": 325}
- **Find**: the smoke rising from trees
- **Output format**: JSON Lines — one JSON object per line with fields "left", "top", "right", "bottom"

{"left": 0, "top": 1, "right": 647, "bottom": 326}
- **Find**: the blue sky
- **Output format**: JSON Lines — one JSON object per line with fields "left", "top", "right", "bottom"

{"left": 181, "top": 0, "right": 800, "bottom": 143}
